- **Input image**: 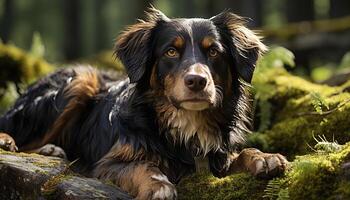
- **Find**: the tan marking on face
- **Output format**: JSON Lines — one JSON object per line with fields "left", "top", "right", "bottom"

{"left": 201, "top": 36, "right": 215, "bottom": 49}
{"left": 191, "top": 63, "right": 207, "bottom": 74}
{"left": 164, "top": 73, "right": 187, "bottom": 100}
{"left": 163, "top": 64, "right": 218, "bottom": 111}
{"left": 152, "top": 70, "right": 223, "bottom": 155}
{"left": 164, "top": 74, "right": 176, "bottom": 96}
{"left": 156, "top": 65, "right": 222, "bottom": 152}
{"left": 173, "top": 36, "right": 185, "bottom": 49}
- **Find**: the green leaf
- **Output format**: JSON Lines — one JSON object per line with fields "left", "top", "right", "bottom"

{"left": 256, "top": 46, "right": 295, "bottom": 73}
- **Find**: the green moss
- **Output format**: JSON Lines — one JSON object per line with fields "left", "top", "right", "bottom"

{"left": 0, "top": 148, "right": 61, "bottom": 168}
{"left": 41, "top": 174, "right": 73, "bottom": 197}
{"left": 177, "top": 172, "right": 267, "bottom": 200}
{"left": 178, "top": 143, "right": 350, "bottom": 200}
{"left": 41, "top": 162, "right": 79, "bottom": 198}
{"left": 0, "top": 83, "right": 19, "bottom": 113}
{"left": 0, "top": 42, "right": 54, "bottom": 84}
{"left": 32, "top": 159, "right": 60, "bottom": 168}
{"left": 0, "top": 42, "right": 54, "bottom": 113}
{"left": 249, "top": 68, "right": 350, "bottom": 158}
{"left": 273, "top": 143, "right": 350, "bottom": 200}
{"left": 286, "top": 155, "right": 337, "bottom": 199}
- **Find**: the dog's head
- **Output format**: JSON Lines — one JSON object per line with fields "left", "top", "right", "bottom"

{"left": 115, "top": 8, "right": 266, "bottom": 111}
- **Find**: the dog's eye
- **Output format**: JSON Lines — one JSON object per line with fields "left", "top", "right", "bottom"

{"left": 208, "top": 48, "right": 219, "bottom": 58}
{"left": 165, "top": 48, "right": 179, "bottom": 58}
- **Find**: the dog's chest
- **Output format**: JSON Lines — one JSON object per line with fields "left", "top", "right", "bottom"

{"left": 158, "top": 106, "right": 222, "bottom": 156}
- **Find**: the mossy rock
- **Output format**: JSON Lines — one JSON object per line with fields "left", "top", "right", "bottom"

{"left": 1, "top": 143, "right": 349, "bottom": 199}
{"left": 268, "top": 142, "right": 350, "bottom": 200}
{"left": 0, "top": 42, "right": 55, "bottom": 113}
{"left": 178, "top": 142, "right": 350, "bottom": 200}
{"left": 249, "top": 68, "right": 350, "bottom": 159}
{"left": 0, "top": 42, "right": 54, "bottom": 87}
{"left": 178, "top": 172, "right": 267, "bottom": 200}
{"left": 0, "top": 149, "right": 132, "bottom": 199}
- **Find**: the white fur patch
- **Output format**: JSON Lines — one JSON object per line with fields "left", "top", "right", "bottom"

{"left": 66, "top": 77, "right": 73, "bottom": 84}
{"left": 17, "top": 104, "right": 24, "bottom": 111}
{"left": 254, "top": 159, "right": 266, "bottom": 175}
{"left": 108, "top": 110, "right": 113, "bottom": 125}
{"left": 34, "top": 96, "right": 43, "bottom": 105}
{"left": 266, "top": 156, "right": 279, "bottom": 170}
{"left": 156, "top": 103, "right": 222, "bottom": 156}
{"left": 151, "top": 174, "right": 171, "bottom": 184}
{"left": 152, "top": 185, "right": 175, "bottom": 199}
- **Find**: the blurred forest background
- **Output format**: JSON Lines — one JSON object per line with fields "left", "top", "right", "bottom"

{"left": 1, "top": 2, "right": 350, "bottom": 198}
{"left": 1, "top": 0, "right": 350, "bottom": 74}
{"left": 0, "top": 0, "right": 350, "bottom": 111}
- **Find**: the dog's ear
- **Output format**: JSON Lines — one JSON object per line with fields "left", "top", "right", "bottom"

{"left": 210, "top": 12, "right": 267, "bottom": 83}
{"left": 114, "top": 7, "right": 169, "bottom": 83}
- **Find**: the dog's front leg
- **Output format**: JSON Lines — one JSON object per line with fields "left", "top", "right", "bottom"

{"left": 94, "top": 146, "right": 177, "bottom": 200}
{"left": 228, "top": 148, "right": 288, "bottom": 179}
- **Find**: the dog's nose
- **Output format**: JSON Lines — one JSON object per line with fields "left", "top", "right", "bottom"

{"left": 184, "top": 74, "right": 207, "bottom": 91}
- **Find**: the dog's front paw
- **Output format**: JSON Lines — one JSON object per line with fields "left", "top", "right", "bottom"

{"left": 151, "top": 182, "right": 177, "bottom": 200}
{"left": 239, "top": 148, "right": 288, "bottom": 179}
{"left": 0, "top": 133, "right": 18, "bottom": 152}
{"left": 36, "top": 144, "right": 67, "bottom": 159}
{"left": 137, "top": 174, "right": 177, "bottom": 200}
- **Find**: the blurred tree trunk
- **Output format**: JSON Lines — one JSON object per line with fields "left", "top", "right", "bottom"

{"left": 63, "top": 0, "right": 82, "bottom": 60}
{"left": 95, "top": 0, "right": 108, "bottom": 50}
{"left": 224, "top": 0, "right": 243, "bottom": 15}
{"left": 223, "top": 0, "right": 262, "bottom": 27}
{"left": 285, "top": 0, "right": 315, "bottom": 74}
{"left": 133, "top": 0, "right": 154, "bottom": 19}
{"left": 286, "top": 0, "right": 314, "bottom": 22}
{"left": 330, "top": 0, "right": 350, "bottom": 18}
{"left": 206, "top": 0, "right": 216, "bottom": 18}
{"left": 0, "top": 0, "right": 14, "bottom": 43}
{"left": 183, "top": 0, "right": 195, "bottom": 17}
{"left": 171, "top": 0, "right": 195, "bottom": 18}
{"left": 241, "top": 0, "right": 262, "bottom": 27}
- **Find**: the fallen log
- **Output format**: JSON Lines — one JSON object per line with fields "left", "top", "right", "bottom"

{"left": 0, "top": 149, "right": 132, "bottom": 200}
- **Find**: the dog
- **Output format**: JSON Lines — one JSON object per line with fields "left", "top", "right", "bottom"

{"left": 0, "top": 8, "right": 287, "bottom": 200}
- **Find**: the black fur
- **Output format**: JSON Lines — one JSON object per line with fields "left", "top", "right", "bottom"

{"left": 0, "top": 9, "right": 266, "bottom": 185}
{"left": 211, "top": 11, "right": 265, "bottom": 83}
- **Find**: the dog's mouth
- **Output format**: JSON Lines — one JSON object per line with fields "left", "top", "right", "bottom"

{"left": 169, "top": 97, "right": 212, "bottom": 111}
{"left": 180, "top": 100, "right": 210, "bottom": 111}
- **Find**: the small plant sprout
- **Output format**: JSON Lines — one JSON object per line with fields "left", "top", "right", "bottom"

{"left": 310, "top": 92, "right": 329, "bottom": 114}
{"left": 307, "top": 134, "right": 342, "bottom": 153}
